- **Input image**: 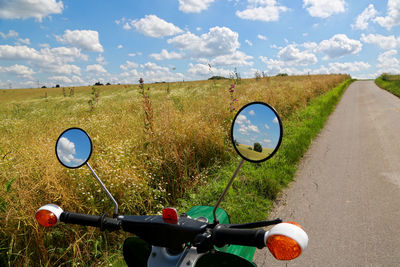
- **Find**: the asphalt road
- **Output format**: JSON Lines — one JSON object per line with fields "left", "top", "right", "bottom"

{"left": 254, "top": 81, "right": 400, "bottom": 266}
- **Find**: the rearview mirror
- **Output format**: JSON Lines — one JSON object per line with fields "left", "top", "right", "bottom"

{"left": 55, "top": 127, "right": 92, "bottom": 168}
{"left": 231, "top": 102, "right": 282, "bottom": 163}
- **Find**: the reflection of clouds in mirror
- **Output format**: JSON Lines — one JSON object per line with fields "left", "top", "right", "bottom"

{"left": 233, "top": 103, "right": 281, "bottom": 150}
{"left": 236, "top": 114, "right": 260, "bottom": 135}
{"left": 57, "top": 137, "right": 84, "bottom": 166}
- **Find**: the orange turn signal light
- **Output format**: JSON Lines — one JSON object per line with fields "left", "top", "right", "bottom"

{"left": 267, "top": 234, "right": 302, "bottom": 260}
{"left": 35, "top": 204, "right": 63, "bottom": 228}
{"left": 36, "top": 209, "right": 58, "bottom": 227}
{"left": 265, "top": 222, "right": 308, "bottom": 260}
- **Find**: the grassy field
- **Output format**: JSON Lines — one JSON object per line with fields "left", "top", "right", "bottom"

{"left": 0, "top": 74, "right": 350, "bottom": 266}
{"left": 235, "top": 144, "right": 273, "bottom": 161}
{"left": 375, "top": 74, "right": 400, "bottom": 98}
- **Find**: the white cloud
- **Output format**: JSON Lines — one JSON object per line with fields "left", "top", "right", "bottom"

{"left": 0, "top": 64, "right": 35, "bottom": 78}
{"left": 128, "top": 53, "right": 137, "bottom": 57}
{"left": 0, "top": 30, "right": 19, "bottom": 39}
{"left": 140, "top": 62, "right": 184, "bottom": 83}
{"left": 178, "top": 0, "right": 215, "bottom": 13}
{"left": 245, "top": 40, "right": 253, "bottom": 46}
{"left": 374, "top": 0, "right": 400, "bottom": 30}
{"left": 49, "top": 75, "right": 72, "bottom": 83}
{"left": 257, "top": 34, "right": 267, "bottom": 40}
{"left": 0, "top": 0, "right": 63, "bottom": 21}
{"left": 0, "top": 45, "right": 41, "bottom": 61}
{"left": 303, "top": 0, "right": 346, "bottom": 18}
{"left": 328, "top": 61, "right": 370, "bottom": 73}
{"left": 16, "top": 38, "right": 30, "bottom": 45}
{"left": 42, "top": 47, "right": 88, "bottom": 61}
{"left": 120, "top": 60, "right": 139, "bottom": 70}
{"left": 377, "top": 50, "right": 400, "bottom": 74}
{"left": 210, "top": 51, "right": 253, "bottom": 66}
{"left": 249, "top": 110, "right": 255, "bottom": 115}
{"left": 187, "top": 63, "right": 231, "bottom": 77}
{"left": 56, "top": 30, "right": 103, "bottom": 52}
{"left": 317, "top": 34, "right": 362, "bottom": 59}
{"left": 236, "top": 0, "right": 289, "bottom": 22}
{"left": 168, "top": 26, "right": 240, "bottom": 58}
{"left": 124, "top": 15, "right": 183, "bottom": 38}
{"left": 278, "top": 44, "right": 317, "bottom": 65}
{"left": 44, "top": 64, "right": 81, "bottom": 75}
{"left": 361, "top": 33, "right": 400, "bottom": 50}
{"left": 57, "top": 137, "right": 84, "bottom": 166}
{"left": 96, "top": 54, "right": 106, "bottom": 65}
{"left": 149, "top": 49, "right": 184, "bottom": 60}
{"left": 265, "top": 124, "right": 270, "bottom": 129}
{"left": 273, "top": 117, "right": 279, "bottom": 124}
{"left": 86, "top": 64, "right": 107, "bottom": 73}
{"left": 117, "top": 44, "right": 123, "bottom": 49}
{"left": 352, "top": 4, "right": 377, "bottom": 30}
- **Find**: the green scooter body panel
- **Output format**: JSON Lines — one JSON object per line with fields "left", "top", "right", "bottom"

{"left": 186, "top": 206, "right": 256, "bottom": 264}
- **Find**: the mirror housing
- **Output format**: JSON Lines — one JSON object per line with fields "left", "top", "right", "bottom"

{"left": 231, "top": 102, "right": 282, "bottom": 163}
{"left": 55, "top": 127, "right": 92, "bottom": 168}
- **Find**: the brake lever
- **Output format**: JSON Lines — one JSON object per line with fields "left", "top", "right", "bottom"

{"left": 227, "top": 218, "right": 282, "bottom": 229}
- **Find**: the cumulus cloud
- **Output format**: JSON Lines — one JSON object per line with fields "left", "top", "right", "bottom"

{"left": 210, "top": 51, "right": 253, "bottom": 66}
{"left": 0, "top": 30, "right": 19, "bottom": 39}
{"left": 168, "top": 26, "right": 240, "bottom": 58}
{"left": 86, "top": 64, "right": 107, "bottom": 73}
{"left": 56, "top": 30, "right": 103, "bottom": 52}
{"left": 122, "top": 15, "right": 183, "bottom": 38}
{"left": 352, "top": 4, "right": 377, "bottom": 30}
{"left": 317, "top": 34, "right": 362, "bottom": 59}
{"left": 245, "top": 40, "right": 253, "bottom": 46}
{"left": 178, "top": 0, "right": 215, "bottom": 13}
{"left": 328, "top": 61, "right": 370, "bottom": 73}
{"left": 377, "top": 50, "right": 400, "bottom": 74}
{"left": 236, "top": 0, "right": 289, "bottom": 22}
{"left": 149, "top": 49, "right": 184, "bottom": 60}
{"left": 187, "top": 63, "right": 231, "bottom": 78}
{"left": 303, "top": 0, "right": 346, "bottom": 18}
{"left": 361, "top": 33, "right": 400, "bottom": 50}
{"left": 120, "top": 60, "right": 139, "bottom": 70}
{"left": 273, "top": 117, "right": 279, "bottom": 124}
{"left": 57, "top": 137, "right": 84, "bottom": 166}
{"left": 0, "top": 64, "right": 35, "bottom": 78}
{"left": 277, "top": 44, "right": 317, "bottom": 65}
{"left": 374, "top": 0, "right": 400, "bottom": 30}
{"left": 257, "top": 34, "right": 267, "bottom": 40}
{"left": 0, "top": 0, "right": 63, "bottom": 21}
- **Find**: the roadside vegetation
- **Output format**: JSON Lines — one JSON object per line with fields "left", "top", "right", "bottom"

{"left": 0, "top": 74, "right": 350, "bottom": 266}
{"left": 375, "top": 73, "right": 400, "bottom": 98}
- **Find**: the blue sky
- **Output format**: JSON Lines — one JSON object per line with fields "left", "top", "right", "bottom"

{"left": 1, "top": 0, "right": 400, "bottom": 88}
{"left": 233, "top": 103, "right": 281, "bottom": 148}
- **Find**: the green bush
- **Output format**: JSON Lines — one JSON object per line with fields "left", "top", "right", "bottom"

{"left": 253, "top": 142, "right": 262, "bottom": 152}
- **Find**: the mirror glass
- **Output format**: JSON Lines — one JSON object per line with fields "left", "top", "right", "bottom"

{"left": 55, "top": 128, "right": 92, "bottom": 168}
{"left": 231, "top": 102, "right": 282, "bottom": 163}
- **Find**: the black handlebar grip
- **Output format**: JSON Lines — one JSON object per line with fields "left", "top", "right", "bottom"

{"left": 212, "top": 226, "right": 266, "bottom": 249}
{"left": 60, "top": 212, "right": 121, "bottom": 231}
{"left": 60, "top": 212, "right": 102, "bottom": 227}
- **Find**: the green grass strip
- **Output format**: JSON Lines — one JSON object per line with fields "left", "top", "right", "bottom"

{"left": 375, "top": 76, "right": 400, "bottom": 98}
{"left": 178, "top": 78, "right": 354, "bottom": 223}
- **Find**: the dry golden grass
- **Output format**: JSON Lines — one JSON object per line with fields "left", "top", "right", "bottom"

{"left": 0, "top": 74, "right": 349, "bottom": 265}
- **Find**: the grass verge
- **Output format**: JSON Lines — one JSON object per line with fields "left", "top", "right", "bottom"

{"left": 375, "top": 75, "right": 400, "bottom": 98}
{"left": 178, "top": 78, "right": 354, "bottom": 223}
